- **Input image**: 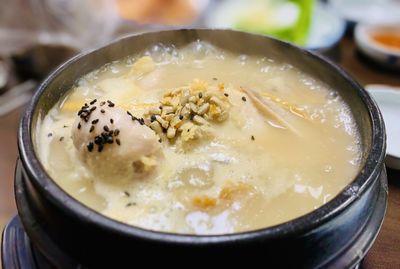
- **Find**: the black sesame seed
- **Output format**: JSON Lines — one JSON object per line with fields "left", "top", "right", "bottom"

{"left": 251, "top": 135, "right": 255, "bottom": 141}
{"left": 59, "top": 136, "right": 64, "bottom": 142}
{"left": 213, "top": 77, "right": 218, "bottom": 81}
{"left": 94, "top": 136, "right": 103, "bottom": 145}
{"left": 179, "top": 115, "right": 183, "bottom": 120}
{"left": 110, "top": 118, "right": 114, "bottom": 124}
{"left": 100, "top": 101, "right": 106, "bottom": 106}
{"left": 106, "top": 136, "right": 113, "bottom": 144}
{"left": 114, "top": 129, "right": 120, "bottom": 136}
{"left": 77, "top": 123, "right": 81, "bottom": 129}
{"left": 87, "top": 142, "right": 94, "bottom": 152}
{"left": 91, "top": 119, "right": 99, "bottom": 124}
{"left": 116, "top": 138, "right": 121, "bottom": 146}
{"left": 242, "top": 96, "right": 247, "bottom": 102}
{"left": 47, "top": 133, "right": 53, "bottom": 137}
{"left": 63, "top": 125, "right": 68, "bottom": 128}
{"left": 107, "top": 100, "right": 115, "bottom": 107}
{"left": 89, "top": 126, "right": 95, "bottom": 132}
{"left": 126, "top": 202, "right": 136, "bottom": 207}
{"left": 90, "top": 106, "right": 97, "bottom": 112}
{"left": 101, "top": 109, "right": 105, "bottom": 113}
{"left": 150, "top": 115, "right": 156, "bottom": 122}
{"left": 98, "top": 144, "right": 104, "bottom": 152}
{"left": 158, "top": 138, "right": 162, "bottom": 143}
{"left": 90, "top": 99, "right": 97, "bottom": 105}
{"left": 139, "top": 118, "right": 145, "bottom": 125}
{"left": 199, "top": 92, "right": 203, "bottom": 98}
{"left": 103, "top": 125, "right": 109, "bottom": 132}
{"left": 224, "top": 93, "right": 229, "bottom": 97}
{"left": 124, "top": 191, "right": 130, "bottom": 197}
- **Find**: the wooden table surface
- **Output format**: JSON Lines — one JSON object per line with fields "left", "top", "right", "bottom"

{"left": 0, "top": 37, "right": 399, "bottom": 268}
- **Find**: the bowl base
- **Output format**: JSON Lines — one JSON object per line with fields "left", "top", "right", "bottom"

{"left": 1, "top": 216, "right": 80, "bottom": 269}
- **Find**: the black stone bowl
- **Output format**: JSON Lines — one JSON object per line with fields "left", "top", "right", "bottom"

{"left": 16, "top": 29, "right": 387, "bottom": 268}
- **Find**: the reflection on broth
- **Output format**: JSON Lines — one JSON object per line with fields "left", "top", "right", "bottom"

{"left": 37, "top": 41, "right": 361, "bottom": 234}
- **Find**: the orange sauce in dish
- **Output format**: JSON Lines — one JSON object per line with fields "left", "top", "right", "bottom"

{"left": 371, "top": 32, "right": 400, "bottom": 51}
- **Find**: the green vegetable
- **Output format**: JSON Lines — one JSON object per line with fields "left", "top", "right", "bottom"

{"left": 234, "top": 0, "right": 315, "bottom": 46}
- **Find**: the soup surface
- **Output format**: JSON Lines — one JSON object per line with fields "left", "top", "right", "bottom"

{"left": 37, "top": 42, "right": 361, "bottom": 234}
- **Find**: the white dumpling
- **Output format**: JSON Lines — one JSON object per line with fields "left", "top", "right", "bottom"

{"left": 71, "top": 100, "right": 160, "bottom": 182}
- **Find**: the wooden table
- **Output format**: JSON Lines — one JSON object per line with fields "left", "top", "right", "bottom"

{"left": 0, "top": 37, "right": 399, "bottom": 268}
{"left": 0, "top": 107, "right": 21, "bottom": 235}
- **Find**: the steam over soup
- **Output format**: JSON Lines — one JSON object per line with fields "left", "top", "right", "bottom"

{"left": 37, "top": 42, "right": 361, "bottom": 234}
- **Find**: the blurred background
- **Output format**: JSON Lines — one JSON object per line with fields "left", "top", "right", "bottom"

{"left": 0, "top": 0, "right": 399, "bottom": 268}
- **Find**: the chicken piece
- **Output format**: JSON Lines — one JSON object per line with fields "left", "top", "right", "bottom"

{"left": 192, "top": 195, "right": 217, "bottom": 210}
{"left": 219, "top": 182, "right": 253, "bottom": 201}
{"left": 72, "top": 99, "right": 160, "bottom": 182}
{"left": 129, "top": 56, "right": 155, "bottom": 76}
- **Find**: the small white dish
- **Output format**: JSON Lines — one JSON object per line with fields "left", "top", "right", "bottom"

{"left": 355, "top": 24, "right": 400, "bottom": 69}
{"left": 366, "top": 84, "right": 400, "bottom": 170}
{"left": 305, "top": 4, "right": 346, "bottom": 51}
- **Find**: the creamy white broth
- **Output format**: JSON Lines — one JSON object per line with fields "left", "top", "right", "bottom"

{"left": 37, "top": 42, "right": 361, "bottom": 234}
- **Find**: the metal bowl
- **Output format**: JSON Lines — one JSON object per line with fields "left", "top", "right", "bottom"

{"left": 16, "top": 29, "right": 387, "bottom": 268}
